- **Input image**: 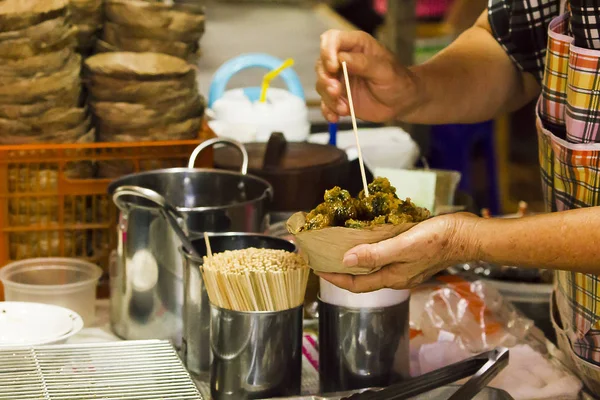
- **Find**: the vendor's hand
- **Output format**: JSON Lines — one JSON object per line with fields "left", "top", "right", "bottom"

{"left": 318, "top": 213, "right": 481, "bottom": 292}
{"left": 316, "top": 29, "right": 423, "bottom": 123}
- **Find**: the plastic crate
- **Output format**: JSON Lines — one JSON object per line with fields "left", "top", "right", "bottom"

{"left": 0, "top": 133, "right": 214, "bottom": 300}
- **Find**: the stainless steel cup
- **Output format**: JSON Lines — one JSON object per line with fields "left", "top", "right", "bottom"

{"left": 318, "top": 298, "right": 411, "bottom": 393}
{"left": 210, "top": 305, "right": 303, "bottom": 400}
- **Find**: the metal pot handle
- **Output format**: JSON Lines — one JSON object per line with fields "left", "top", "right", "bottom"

{"left": 188, "top": 137, "right": 249, "bottom": 175}
{"left": 113, "top": 185, "right": 182, "bottom": 217}
{"left": 112, "top": 186, "right": 201, "bottom": 258}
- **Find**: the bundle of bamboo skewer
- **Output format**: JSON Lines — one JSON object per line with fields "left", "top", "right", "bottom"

{"left": 201, "top": 247, "right": 310, "bottom": 312}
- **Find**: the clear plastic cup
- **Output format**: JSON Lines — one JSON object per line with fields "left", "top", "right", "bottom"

{"left": 0, "top": 258, "right": 102, "bottom": 326}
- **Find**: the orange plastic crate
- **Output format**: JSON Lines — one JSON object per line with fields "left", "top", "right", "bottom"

{"left": 0, "top": 134, "right": 214, "bottom": 299}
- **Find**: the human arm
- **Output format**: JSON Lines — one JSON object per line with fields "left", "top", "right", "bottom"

{"left": 318, "top": 208, "right": 600, "bottom": 293}
{"left": 317, "top": 12, "right": 540, "bottom": 125}
{"left": 406, "top": 11, "right": 541, "bottom": 123}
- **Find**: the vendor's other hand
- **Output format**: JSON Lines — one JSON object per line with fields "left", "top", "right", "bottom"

{"left": 317, "top": 30, "right": 422, "bottom": 123}
{"left": 318, "top": 213, "right": 480, "bottom": 292}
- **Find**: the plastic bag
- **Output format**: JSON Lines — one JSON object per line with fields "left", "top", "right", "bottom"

{"left": 414, "top": 275, "right": 534, "bottom": 353}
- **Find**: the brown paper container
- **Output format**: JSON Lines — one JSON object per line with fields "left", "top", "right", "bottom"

{"left": 286, "top": 212, "right": 416, "bottom": 275}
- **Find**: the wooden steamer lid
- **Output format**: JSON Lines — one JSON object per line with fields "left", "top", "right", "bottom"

{"left": 214, "top": 133, "right": 349, "bottom": 212}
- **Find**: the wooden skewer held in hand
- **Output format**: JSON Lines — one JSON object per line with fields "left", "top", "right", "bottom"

{"left": 341, "top": 61, "right": 369, "bottom": 197}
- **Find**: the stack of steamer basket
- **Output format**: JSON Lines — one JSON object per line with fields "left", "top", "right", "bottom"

{"left": 98, "top": 0, "right": 205, "bottom": 61}
{"left": 83, "top": 51, "right": 205, "bottom": 178}
{"left": 70, "top": 0, "right": 103, "bottom": 55}
{"left": 0, "top": 0, "right": 93, "bottom": 259}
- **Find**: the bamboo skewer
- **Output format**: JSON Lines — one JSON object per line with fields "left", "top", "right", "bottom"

{"left": 341, "top": 61, "right": 369, "bottom": 197}
{"left": 204, "top": 232, "right": 213, "bottom": 258}
{"left": 200, "top": 248, "right": 310, "bottom": 312}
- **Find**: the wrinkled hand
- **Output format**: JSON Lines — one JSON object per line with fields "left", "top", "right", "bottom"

{"left": 316, "top": 29, "right": 422, "bottom": 123}
{"left": 318, "top": 213, "right": 480, "bottom": 292}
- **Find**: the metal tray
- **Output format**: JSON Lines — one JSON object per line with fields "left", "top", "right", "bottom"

{"left": 0, "top": 340, "right": 203, "bottom": 400}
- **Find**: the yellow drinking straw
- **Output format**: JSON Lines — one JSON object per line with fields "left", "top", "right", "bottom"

{"left": 259, "top": 58, "right": 295, "bottom": 103}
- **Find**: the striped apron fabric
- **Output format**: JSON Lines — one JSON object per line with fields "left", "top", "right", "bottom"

{"left": 538, "top": 3, "right": 600, "bottom": 393}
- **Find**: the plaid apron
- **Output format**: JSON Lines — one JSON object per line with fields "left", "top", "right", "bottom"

{"left": 538, "top": 5, "right": 600, "bottom": 393}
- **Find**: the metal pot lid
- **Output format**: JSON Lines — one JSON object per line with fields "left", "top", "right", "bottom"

{"left": 214, "top": 132, "right": 347, "bottom": 173}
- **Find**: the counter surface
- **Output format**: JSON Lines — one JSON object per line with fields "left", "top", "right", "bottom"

{"left": 72, "top": 297, "right": 582, "bottom": 400}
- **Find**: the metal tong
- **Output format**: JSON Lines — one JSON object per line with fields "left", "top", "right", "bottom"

{"left": 341, "top": 347, "right": 509, "bottom": 400}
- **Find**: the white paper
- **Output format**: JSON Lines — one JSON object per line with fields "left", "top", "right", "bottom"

{"left": 374, "top": 167, "right": 437, "bottom": 212}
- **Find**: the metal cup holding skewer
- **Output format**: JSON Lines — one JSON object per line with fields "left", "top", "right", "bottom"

{"left": 210, "top": 305, "right": 303, "bottom": 400}
{"left": 180, "top": 233, "right": 305, "bottom": 399}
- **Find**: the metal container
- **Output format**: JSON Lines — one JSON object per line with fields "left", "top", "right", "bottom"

{"left": 180, "top": 233, "right": 296, "bottom": 378}
{"left": 210, "top": 304, "right": 303, "bottom": 400}
{"left": 318, "top": 299, "right": 410, "bottom": 393}
{"left": 267, "top": 386, "right": 514, "bottom": 400}
{"left": 214, "top": 132, "right": 349, "bottom": 212}
{"left": 409, "top": 386, "right": 513, "bottom": 399}
{"left": 107, "top": 138, "right": 273, "bottom": 346}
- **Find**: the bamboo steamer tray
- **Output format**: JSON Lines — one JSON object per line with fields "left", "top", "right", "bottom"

{"left": 0, "top": 107, "right": 87, "bottom": 133}
{"left": 0, "top": 0, "right": 69, "bottom": 32}
{"left": 286, "top": 212, "right": 417, "bottom": 275}
{"left": 0, "top": 27, "right": 76, "bottom": 60}
{"left": 0, "top": 54, "right": 80, "bottom": 104}
{"left": 90, "top": 97, "right": 202, "bottom": 130}
{"left": 22, "top": 107, "right": 88, "bottom": 130}
{"left": 0, "top": 48, "right": 73, "bottom": 77}
{"left": 84, "top": 52, "right": 194, "bottom": 80}
{"left": 0, "top": 16, "right": 69, "bottom": 42}
{"left": 103, "top": 21, "right": 203, "bottom": 44}
{"left": 0, "top": 86, "right": 80, "bottom": 118}
{"left": 105, "top": 0, "right": 205, "bottom": 31}
{"left": 87, "top": 80, "right": 195, "bottom": 104}
{"left": 97, "top": 117, "right": 201, "bottom": 142}
{"left": 0, "top": 117, "right": 92, "bottom": 144}
{"left": 86, "top": 70, "right": 195, "bottom": 91}
{"left": 103, "top": 28, "right": 194, "bottom": 59}
{"left": 0, "top": 53, "right": 79, "bottom": 84}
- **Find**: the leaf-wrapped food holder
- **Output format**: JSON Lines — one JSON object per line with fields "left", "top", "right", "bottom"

{"left": 0, "top": 47, "right": 72, "bottom": 78}
{"left": 84, "top": 52, "right": 193, "bottom": 80}
{"left": 286, "top": 212, "right": 417, "bottom": 275}
{"left": 104, "top": 0, "right": 205, "bottom": 32}
{"left": 0, "top": 0, "right": 69, "bottom": 32}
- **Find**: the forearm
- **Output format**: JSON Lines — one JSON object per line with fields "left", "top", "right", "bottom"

{"left": 401, "top": 12, "right": 540, "bottom": 124}
{"left": 469, "top": 208, "right": 600, "bottom": 273}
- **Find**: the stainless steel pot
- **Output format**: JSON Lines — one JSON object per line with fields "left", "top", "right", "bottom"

{"left": 107, "top": 138, "right": 273, "bottom": 346}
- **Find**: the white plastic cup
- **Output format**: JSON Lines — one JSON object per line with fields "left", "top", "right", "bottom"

{"left": 0, "top": 258, "right": 102, "bottom": 326}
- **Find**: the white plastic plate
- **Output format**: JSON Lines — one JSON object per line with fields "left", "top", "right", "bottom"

{"left": 0, "top": 302, "right": 83, "bottom": 348}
